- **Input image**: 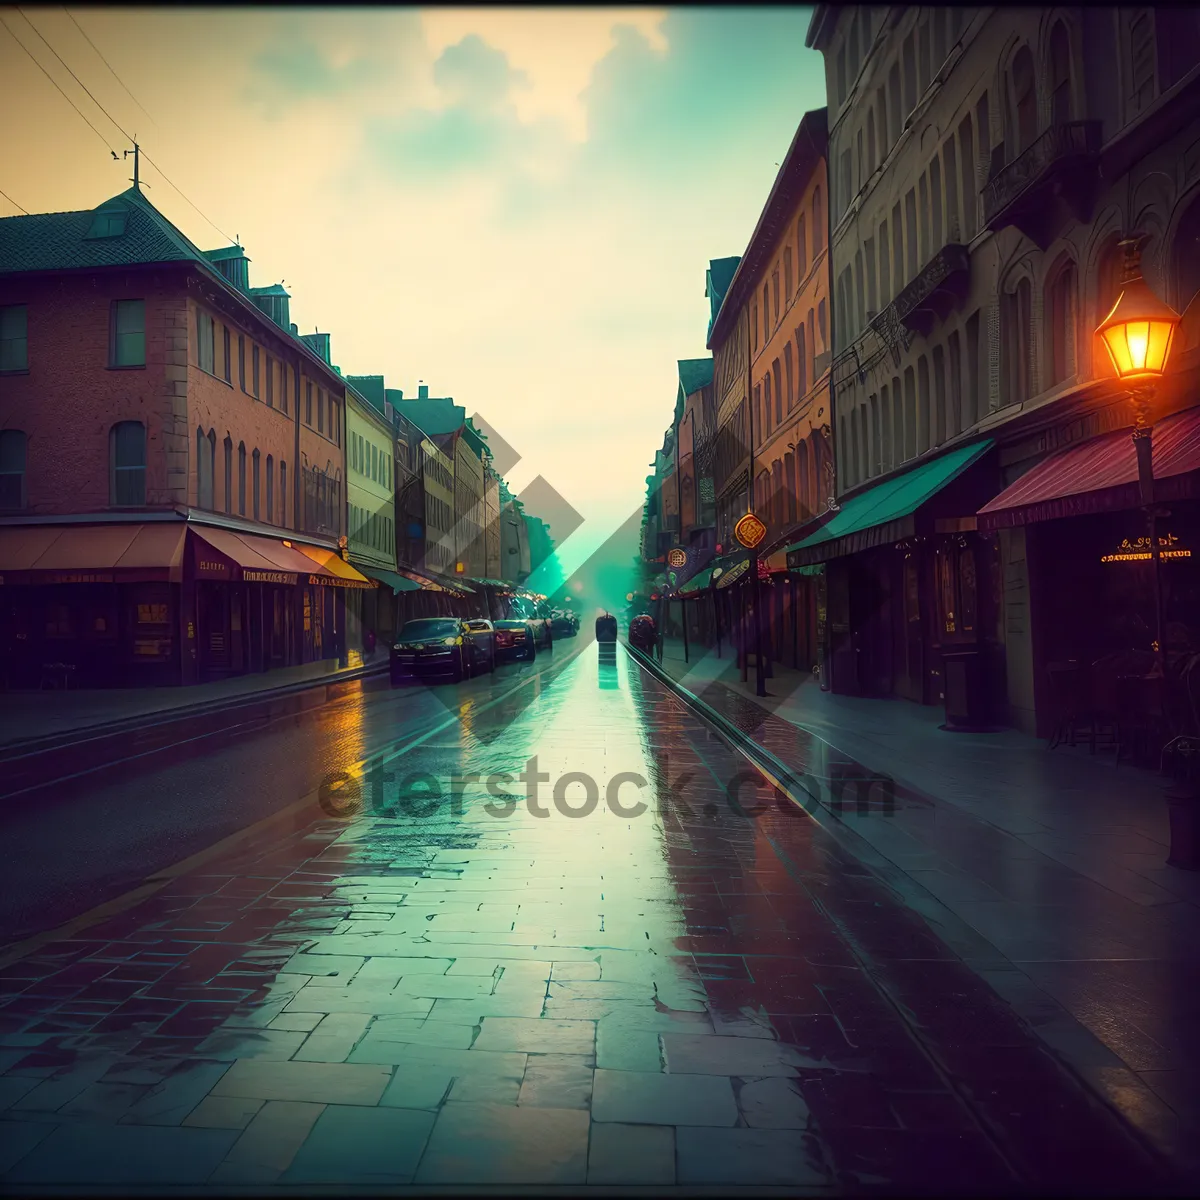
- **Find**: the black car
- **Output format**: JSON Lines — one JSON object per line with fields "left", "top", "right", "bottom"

{"left": 509, "top": 596, "right": 553, "bottom": 650}
{"left": 551, "top": 610, "right": 579, "bottom": 637}
{"left": 391, "top": 618, "right": 471, "bottom": 683}
{"left": 595, "top": 612, "right": 618, "bottom": 642}
{"left": 494, "top": 618, "right": 536, "bottom": 663}
{"left": 462, "top": 619, "right": 497, "bottom": 674}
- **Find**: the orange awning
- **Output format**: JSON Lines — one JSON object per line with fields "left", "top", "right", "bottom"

{"left": 296, "top": 545, "right": 376, "bottom": 589}
{"left": 978, "top": 405, "right": 1200, "bottom": 531}
{"left": 0, "top": 522, "right": 187, "bottom": 582}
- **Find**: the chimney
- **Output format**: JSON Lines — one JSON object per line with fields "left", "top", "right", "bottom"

{"left": 418, "top": 383, "right": 429, "bottom": 400}
{"left": 289, "top": 322, "right": 299, "bottom": 336}
{"left": 249, "top": 284, "right": 290, "bottom": 330}
{"left": 207, "top": 245, "right": 251, "bottom": 292}
{"left": 300, "top": 331, "right": 332, "bottom": 364}
{"left": 385, "top": 388, "right": 404, "bottom": 405}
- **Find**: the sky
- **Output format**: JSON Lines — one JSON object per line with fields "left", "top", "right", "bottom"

{"left": 0, "top": 5, "right": 828, "bottom": 580}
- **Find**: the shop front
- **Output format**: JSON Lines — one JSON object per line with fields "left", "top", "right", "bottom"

{"left": 787, "top": 440, "right": 1001, "bottom": 711}
{"left": 0, "top": 521, "right": 189, "bottom": 688}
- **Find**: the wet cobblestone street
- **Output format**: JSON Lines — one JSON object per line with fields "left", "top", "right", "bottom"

{"left": 0, "top": 644, "right": 1174, "bottom": 1191}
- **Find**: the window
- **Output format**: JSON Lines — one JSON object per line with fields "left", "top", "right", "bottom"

{"left": 318, "top": 389, "right": 325, "bottom": 435}
{"left": 784, "top": 342, "right": 794, "bottom": 411}
{"left": 280, "top": 460, "right": 286, "bottom": 525}
{"left": 855, "top": 249, "right": 865, "bottom": 328}
{"left": 965, "top": 310, "right": 981, "bottom": 421}
{"left": 919, "top": 175, "right": 930, "bottom": 264}
{"left": 331, "top": 401, "right": 340, "bottom": 446}
{"left": 917, "top": 355, "right": 931, "bottom": 454}
{"left": 797, "top": 215, "right": 807, "bottom": 276}
{"left": 773, "top": 270, "right": 781, "bottom": 321}
{"left": 903, "top": 367, "right": 917, "bottom": 461}
{"left": 238, "top": 442, "right": 246, "bottom": 515}
{"left": 943, "top": 137, "right": 959, "bottom": 240}
{"left": 930, "top": 158, "right": 943, "bottom": 250}
{"left": 839, "top": 149, "right": 852, "bottom": 221}
{"left": 903, "top": 32, "right": 917, "bottom": 115}
{"left": 266, "top": 356, "right": 273, "bottom": 407}
{"left": 796, "top": 323, "right": 808, "bottom": 396}
{"left": 266, "top": 454, "right": 274, "bottom": 522}
{"left": 905, "top": 189, "right": 918, "bottom": 280}
{"left": 957, "top": 114, "right": 975, "bottom": 241}
{"left": 948, "top": 331, "right": 963, "bottom": 433}
{"left": 811, "top": 187, "right": 823, "bottom": 254}
{"left": 0, "top": 429, "right": 26, "bottom": 509}
{"left": 305, "top": 382, "right": 313, "bottom": 425}
{"left": 110, "top": 421, "right": 146, "bottom": 506}
{"left": 109, "top": 300, "right": 145, "bottom": 367}
{"left": 223, "top": 327, "right": 231, "bottom": 383}
{"left": 1050, "top": 22, "right": 1072, "bottom": 124}
{"left": 280, "top": 363, "right": 288, "bottom": 415}
{"left": 888, "top": 62, "right": 902, "bottom": 145}
{"left": 752, "top": 304, "right": 759, "bottom": 351}
{"left": 918, "top": 17, "right": 931, "bottom": 94}
{"left": 933, "top": 8, "right": 946, "bottom": 69}
{"left": 252, "top": 449, "right": 261, "bottom": 520}
{"left": 773, "top": 359, "right": 783, "bottom": 424}
{"left": 238, "top": 336, "right": 246, "bottom": 391}
{"left": 879, "top": 221, "right": 890, "bottom": 305}
{"left": 892, "top": 202, "right": 904, "bottom": 287}
{"left": 891, "top": 376, "right": 903, "bottom": 468}
{"left": 817, "top": 300, "right": 826, "bottom": 347}
{"left": 865, "top": 237, "right": 877, "bottom": 314}
{"left": 196, "top": 426, "right": 214, "bottom": 509}
{"left": 1002, "top": 278, "right": 1033, "bottom": 405}
{"left": 837, "top": 44, "right": 847, "bottom": 109}
{"left": 867, "top": 107, "right": 877, "bottom": 175}
{"left": 197, "top": 310, "right": 215, "bottom": 374}
{"left": 784, "top": 248, "right": 793, "bottom": 300}
{"left": 932, "top": 345, "right": 947, "bottom": 444}
{"left": 762, "top": 284, "right": 770, "bottom": 335}
{"left": 252, "top": 346, "right": 260, "bottom": 398}
{"left": 1127, "top": 11, "right": 1156, "bottom": 117}
{"left": 880, "top": 384, "right": 892, "bottom": 472}
{"left": 753, "top": 383, "right": 762, "bottom": 440}
{"left": 1011, "top": 46, "right": 1037, "bottom": 154}
{"left": 1046, "top": 258, "right": 1078, "bottom": 385}
{"left": 0, "top": 305, "right": 27, "bottom": 372}
{"left": 224, "top": 437, "right": 233, "bottom": 513}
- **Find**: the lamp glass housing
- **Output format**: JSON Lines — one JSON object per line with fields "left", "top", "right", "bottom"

{"left": 1097, "top": 276, "right": 1181, "bottom": 382}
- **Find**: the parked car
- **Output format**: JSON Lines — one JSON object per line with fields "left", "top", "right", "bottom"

{"left": 462, "top": 619, "right": 497, "bottom": 674}
{"left": 596, "top": 612, "right": 618, "bottom": 642}
{"left": 551, "top": 609, "right": 579, "bottom": 637}
{"left": 494, "top": 619, "right": 536, "bottom": 663}
{"left": 391, "top": 618, "right": 472, "bottom": 683}
{"left": 528, "top": 598, "right": 555, "bottom": 650}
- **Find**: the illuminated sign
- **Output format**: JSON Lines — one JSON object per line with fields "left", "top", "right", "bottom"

{"left": 197, "top": 559, "right": 226, "bottom": 573}
{"left": 244, "top": 571, "right": 296, "bottom": 585}
{"left": 717, "top": 559, "right": 750, "bottom": 588}
{"left": 734, "top": 512, "right": 767, "bottom": 550}
{"left": 1101, "top": 532, "right": 1191, "bottom": 564}
{"left": 667, "top": 548, "right": 687, "bottom": 568}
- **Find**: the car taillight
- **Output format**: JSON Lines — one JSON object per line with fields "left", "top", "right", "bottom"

{"left": 496, "top": 631, "right": 514, "bottom": 647}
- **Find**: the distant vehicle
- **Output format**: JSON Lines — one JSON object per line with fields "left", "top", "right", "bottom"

{"left": 391, "top": 618, "right": 473, "bottom": 683}
{"left": 629, "top": 614, "right": 657, "bottom": 654}
{"left": 508, "top": 595, "right": 554, "bottom": 650}
{"left": 596, "top": 612, "right": 618, "bottom": 643}
{"left": 551, "top": 609, "right": 579, "bottom": 638}
{"left": 494, "top": 618, "right": 536, "bottom": 663}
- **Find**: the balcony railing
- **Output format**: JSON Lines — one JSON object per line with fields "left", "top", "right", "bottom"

{"left": 891, "top": 243, "right": 970, "bottom": 337}
{"left": 983, "top": 120, "right": 1102, "bottom": 229}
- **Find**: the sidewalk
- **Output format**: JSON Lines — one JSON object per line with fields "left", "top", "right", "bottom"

{"left": 651, "top": 636, "right": 1200, "bottom": 1171}
{"left": 0, "top": 651, "right": 389, "bottom": 749}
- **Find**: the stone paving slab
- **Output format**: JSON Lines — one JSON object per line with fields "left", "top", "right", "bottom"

{"left": 0, "top": 644, "right": 1182, "bottom": 1191}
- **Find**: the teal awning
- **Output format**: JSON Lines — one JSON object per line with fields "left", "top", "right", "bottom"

{"left": 364, "top": 567, "right": 421, "bottom": 594}
{"left": 677, "top": 567, "right": 713, "bottom": 596}
{"left": 787, "top": 440, "right": 994, "bottom": 567}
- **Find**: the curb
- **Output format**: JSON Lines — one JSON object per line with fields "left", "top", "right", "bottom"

{"left": 0, "top": 660, "right": 390, "bottom": 763}
{"left": 624, "top": 643, "right": 1188, "bottom": 1191}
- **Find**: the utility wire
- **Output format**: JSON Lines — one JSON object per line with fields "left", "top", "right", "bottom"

{"left": 0, "top": 15, "right": 117, "bottom": 153}
{"left": 13, "top": 7, "right": 235, "bottom": 246}
{"left": 0, "top": 187, "right": 29, "bottom": 215}
{"left": 61, "top": 6, "right": 157, "bottom": 131}
{"left": 16, "top": 6, "right": 131, "bottom": 142}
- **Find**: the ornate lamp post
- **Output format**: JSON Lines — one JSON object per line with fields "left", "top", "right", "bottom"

{"left": 1095, "top": 235, "right": 1182, "bottom": 675}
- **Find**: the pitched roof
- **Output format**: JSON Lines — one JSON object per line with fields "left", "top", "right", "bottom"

{"left": 205, "top": 245, "right": 248, "bottom": 263}
{"left": 705, "top": 257, "right": 741, "bottom": 340}
{"left": 396, "top": 398, "right": 466, "bottom": 438}
{"left": 678, "top": 357, "right": 714, "bottom": 397}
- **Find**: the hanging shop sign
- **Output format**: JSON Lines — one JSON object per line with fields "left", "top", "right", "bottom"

{"left": 717, "top": 559, "right": 750, "bottom": 589}
{"left": 1100, "top": 533, "right": 1191, "bottom": 564}
{"left": 243, "top": 570, "right": 297, "bottom": 585}
{"left": 667, "top": 548, "right": 688, "bottom": 568}
{"left": 734, "top": 512, "right": 767, "bottom": 550}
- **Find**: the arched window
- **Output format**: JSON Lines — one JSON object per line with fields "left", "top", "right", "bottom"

{"left": 784, "top": 342, "right": 794, "bottom": 411}
{"left": 1173, "top": 195, "right": 1200, "bottom": 313}
{"left": 784, "top": 247, "right": 793, "bottom": 299}
{"left": 796, "top": 323, "right": 808, "bottom": 397}
{"left": 811, "top": 187, "right": 824, "bottom": 255}
{"left": 110, "top": 421, "right": 146, "bottom": 506}
{"left": 1049, "top": 22, "right": 1072, "bottom": 124}
{"left": 771, "top": 460, "right": 784, "bottom": 527}
{"left": 867, "top": 107, "right": 877, "bottom": 175}
{"left": 266, "top": 454, "right": 274, "bottom": 522}
{"left": 253, "top": 449, "right": 261, "bottom": 520}
{"left": 880, "top": 384, "right": 892, "bottom": 472}
{"left": 797, "top": 215, "right": 808, "bottom": 276}
{"left": 1125, "top": 10, "right": 1157, "bottom": 118}
{"left": 773, "top": 359, "right": 783, "bottom": 424}
{"left": 876, "top": 88, "right": 888, "bottom": 159}
{"left": 930, "top": 156, "right": 943, "bottom": 249}
{"left": 763, "top": 372, "right": 773, "bottom": 436}
{"left": 948, "top": 331, "right": 963, "bottom": 434}
{"left": 797, "top": 441, "right": 811, "bottom": 517}
{"left": 196, "top": 426, "right": 213, "bottom": 509}
{"left": 838, "top": 414, "right": 849, "bottom": 488}
{"left": 1002, "top": 277, "right": 1034, "bottom": 404}
{"left": 932, "top": 345, "right": 947, "bottom": 445}
{"left": 891, "top": 376, "right": 903, "bottom": 468}
{"left": 1046, "top": 257, "right": 1078, "bottom": 386}
{"left": 1011, "top": 45, "right": 1038, "bottom": 154}
{"left": 870, "top": 392, "right": 881, "bottom": 476}
{"left": 237, "top": 442, "right": 247, "bottom": 516}
{"left": 753, "top": 384, "right": 763, "bottom": 443}
{"left": 223, "top": 437, "right": 233, "bottom": 513}
{"left": 903, "top": 33, "right": 917, "bottom": 114}
{"left": 903, "top": 367, "right": 917, "bottom": 461}
{"left": 762, "top": 283, "right": 771, "bottom": 335}
{"left": 280, "top": 459, "right": 287, "bottom": 526}
{"left": 0, "top": 429, "right": 27, "bottom": 510}
{"left": 888, "top": 62, "right": 902, "bottom": 146}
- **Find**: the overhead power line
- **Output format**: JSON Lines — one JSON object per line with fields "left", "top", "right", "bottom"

{"left": 138, "top": 149, "right": 236, "bottom": 246}
{"left": 0, "top": 14, "right": 117, "bottom": 154}
{"left": 0, "top": 187, "right": 30, "bottom": 215}
{"left": 61, "top": 6, "right": 157, "bottom": 131}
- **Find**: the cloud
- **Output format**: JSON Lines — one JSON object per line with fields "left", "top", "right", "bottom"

{"left": 432, "top": 33, "right": 529, "bottom": 110}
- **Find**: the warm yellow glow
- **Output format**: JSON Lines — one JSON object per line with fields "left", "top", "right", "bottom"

{"left": 1096, "top": 277, "right": 1181, "bottom": 381}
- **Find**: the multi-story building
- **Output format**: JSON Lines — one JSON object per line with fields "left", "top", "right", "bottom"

{"left": 707, "top": 108, "right": 833, "bottom": 673}
{"left": 499, "top": 493, "right": 531, "bottom": 583}
{"left": 483, "top": 462, "right": 502, "bottom": 581}
{"left": 805, "top": 6, "right": 1200, "bottom": 734}
{"left": 0, "top": 183, "right": 371, "bottom": 687}
{"left": 453, "top": 423, "right": 486, "bottom": 580}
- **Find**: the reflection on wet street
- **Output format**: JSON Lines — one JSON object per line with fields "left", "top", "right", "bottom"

{"left": 0, "top": 643, "right": 1169, "bottom": 1189}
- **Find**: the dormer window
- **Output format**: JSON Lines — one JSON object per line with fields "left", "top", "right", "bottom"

{"left": 84, "top": 208, "right": 127, "bottom": 240}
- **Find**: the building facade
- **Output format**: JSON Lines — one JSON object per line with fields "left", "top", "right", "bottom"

{"left": 805, "top": 5, "right": 1200, "bottom": 733}
{"left": 0, "top": 185, "right": 371, "bottom": 687}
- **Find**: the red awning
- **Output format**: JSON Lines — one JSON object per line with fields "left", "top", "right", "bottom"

{"left": 0, "top": 522, "right": 188, "bottom": 583}
{"left": 189, "top": 526, "right": 340, "bottom": 584}
{"left": 978, "top": 405, "right": 1200, "bottom": 530}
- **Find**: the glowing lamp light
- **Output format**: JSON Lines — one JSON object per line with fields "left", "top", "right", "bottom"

{"left": 1096, "top": 269, "right": 1180, "bottom": 383}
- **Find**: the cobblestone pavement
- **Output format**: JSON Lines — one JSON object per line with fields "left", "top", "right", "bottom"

{"left": 0, "top": 643, "right": 1176, "bottom": 1191}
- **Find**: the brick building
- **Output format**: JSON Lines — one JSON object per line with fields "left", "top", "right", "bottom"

{"left": 0, "top": 183, "right": 371, "bottom": 687}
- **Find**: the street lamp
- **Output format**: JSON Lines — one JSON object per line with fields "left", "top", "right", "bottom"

{"left": 1095, "top": 235, "right": 1182, "bottom": 673}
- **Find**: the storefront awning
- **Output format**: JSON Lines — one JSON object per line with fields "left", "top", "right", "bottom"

{"left": 977, "top": 406, "right": 1200, "bottom": 531}
{"left": 0, "top": 522, "right": 188, "bottom": 583}
{"left": 715, "top": 555, "right": 752, "bottom": 589}
{"left": 189, "top": 525, "right": 323, "bottom": 584}
{"left": 363, "top": 567, "right": 421, "bottom": 594}
{"left": 787, "top": 440, "right": 994, "bottom": 567}
{"left": 393, "top": 565, "right": 473, "bottom": 596}
{"left": 677, "top": 567, "right": 713, "bottom": 596}
{"left": 296, "top": 545, "right": 376, "bottom": 589}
